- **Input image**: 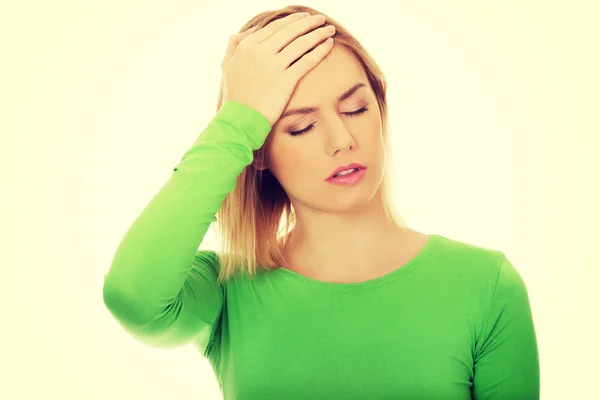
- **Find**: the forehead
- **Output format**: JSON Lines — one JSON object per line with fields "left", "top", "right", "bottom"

{"left": 287, "top": 46, "right": 368, "bottom": 106}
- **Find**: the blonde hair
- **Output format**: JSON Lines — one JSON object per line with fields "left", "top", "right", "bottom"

{"left": 213, "top": 5, "right": 407, "bottom": 284}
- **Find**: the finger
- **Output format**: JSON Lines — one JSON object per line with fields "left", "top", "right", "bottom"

{"left": 238, "top": 25, "right": 259, "bottom": 39}
{"left": 278, "top": 23, "right": 334, "bottom": 69}
{"left": 247, "top": 12, "right": 310, "bottom": 44}
{"left": 288, "top": 37, "right": 334, "bottom": 80}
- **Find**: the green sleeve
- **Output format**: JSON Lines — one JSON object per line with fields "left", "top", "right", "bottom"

{"left": 472, "top": 254, "right": 541, "bottom": 399}
{"left": 102, "top": 101, "right": 272, "bottom": 351}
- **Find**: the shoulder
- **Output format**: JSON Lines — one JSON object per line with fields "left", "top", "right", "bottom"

{"left": 427, "top": 234, "right": 532, "bottom": 314}
{"left": 191, "top": 249, "right": 222, "bottom": 277}
{"left": 429, "top": 234, "right": 509, "bottom": 284}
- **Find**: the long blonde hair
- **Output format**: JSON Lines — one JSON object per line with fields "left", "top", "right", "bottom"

{"left": 213, "top": 5, "right": 407, "bottom": 284}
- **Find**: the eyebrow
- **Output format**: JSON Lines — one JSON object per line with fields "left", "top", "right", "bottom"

{"left": 280, "top": 82, "right": 367, "bottom": 119}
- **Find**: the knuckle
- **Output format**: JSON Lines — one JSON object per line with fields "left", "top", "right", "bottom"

{"left": 235, "top": 39, "right": 247, "bottom": 50}
{"left": 238, "top": 42, "right": 250, "bottom": 53}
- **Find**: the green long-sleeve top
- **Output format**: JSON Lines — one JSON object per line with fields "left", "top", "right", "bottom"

{"left": 102, "top": 100, "right": 540, "bottom": 399}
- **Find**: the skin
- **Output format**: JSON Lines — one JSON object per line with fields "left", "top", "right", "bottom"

{"left": 253, "top": 45, "right": 427, "bottom": 282}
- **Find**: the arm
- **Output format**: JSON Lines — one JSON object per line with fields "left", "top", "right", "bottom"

{"left": 102, "top": 101, "right": 272, "bottom": 352}
{"left": 472, "top": 254, "right": 541, "bottom": 399}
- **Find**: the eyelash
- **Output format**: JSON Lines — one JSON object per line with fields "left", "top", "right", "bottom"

{"left": 288, "top": 106, "right": 369, "bottom": 136}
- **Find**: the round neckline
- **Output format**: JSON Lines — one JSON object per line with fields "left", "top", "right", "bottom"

{"left": 271, "top": 234, "right": 441, "bottom": 291}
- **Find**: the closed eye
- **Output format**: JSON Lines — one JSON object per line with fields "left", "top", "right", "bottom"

{"left": 289, "top": 106, "right": 369, "bottom": 136}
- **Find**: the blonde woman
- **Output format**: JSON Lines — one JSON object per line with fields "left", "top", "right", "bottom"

{"left": 103, "top": 6, "right": 540, "bottom": 399}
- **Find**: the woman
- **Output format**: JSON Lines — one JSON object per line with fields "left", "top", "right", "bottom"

{"left": 103, "top": 5, "right": 540, "bottom": 399}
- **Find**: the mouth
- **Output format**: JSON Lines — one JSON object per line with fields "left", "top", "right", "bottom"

{"left": 326, "top": 167, "right": 367, "bottom": 185}
{"left": 326, "top": 164, "right": 367, "bottom": 180}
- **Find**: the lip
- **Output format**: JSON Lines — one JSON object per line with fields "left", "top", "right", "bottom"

{"left": 326, "top": 168, "right": 366, "bottom": 185}
{"left": 326, "top": 163, "right": 367, "bottom": 180}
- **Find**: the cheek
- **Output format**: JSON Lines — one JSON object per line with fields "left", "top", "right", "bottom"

{"left": 353, "top": 114, "right": 383, "bottom": 147}
{"left": 367, "top": 113, "right": 383, "bottom": 136}
{"left": 268, "top": 143, "right": 308, "bottom": 178}
{"left": 363, "top": 115, "right": 385, "bottom": 158}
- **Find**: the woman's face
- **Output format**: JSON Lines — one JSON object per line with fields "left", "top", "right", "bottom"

{"left": 257, "top": 45, "right": 386, "bottom": 213}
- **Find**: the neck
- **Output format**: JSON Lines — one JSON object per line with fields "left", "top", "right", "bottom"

{"left": 282, "top": 191, "right": 407, "bottom": 275}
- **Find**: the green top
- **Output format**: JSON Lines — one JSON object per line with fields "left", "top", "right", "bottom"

{"left": 103, "top": 101, "right": 540, "bottom": 399}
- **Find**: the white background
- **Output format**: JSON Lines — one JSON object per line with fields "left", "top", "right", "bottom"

{"left": 2, "top": 0, "right": 598, "bottom": 398}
